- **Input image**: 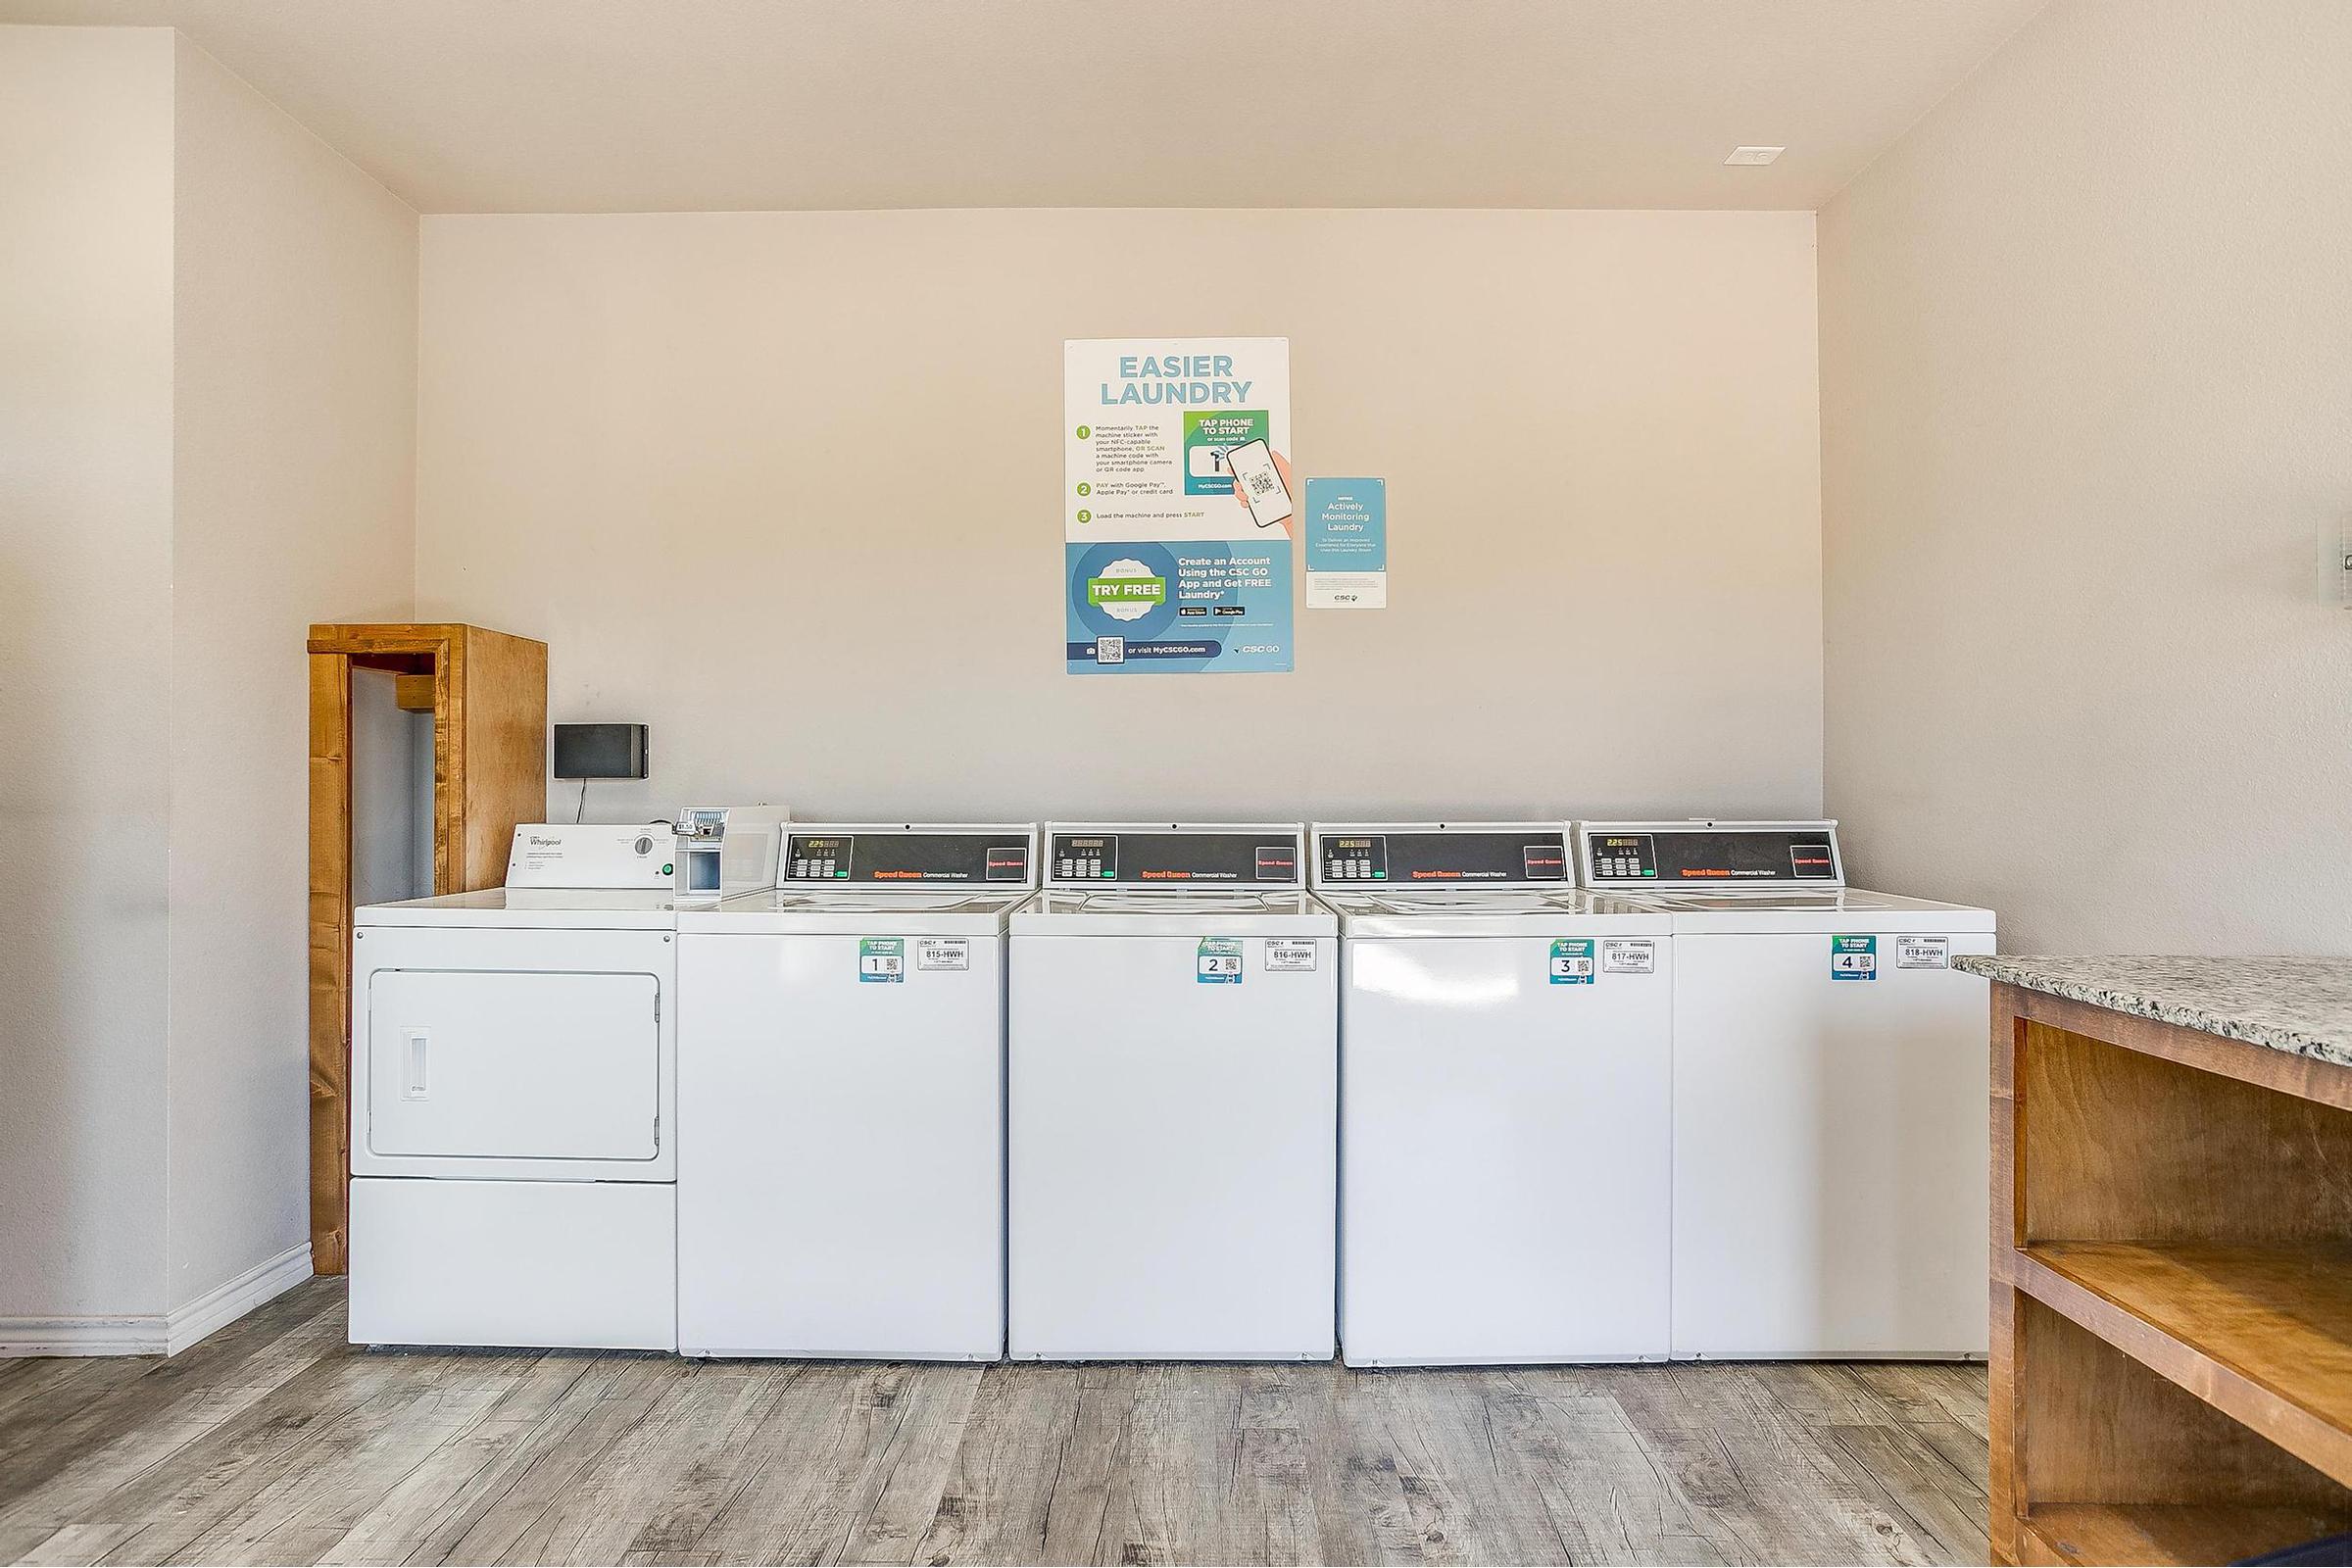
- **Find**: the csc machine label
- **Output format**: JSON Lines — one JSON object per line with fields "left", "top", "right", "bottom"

{"left": 1262, "top": 939, "right": 1318, "bottom": 972}
{"left": 1896, "top": 935, "right": 1950, "bottom": 970}
{"left": 1601, "top": 939, "right": 1656, "bottom": 975}
{"left": 916, "top": 939, "right": 970, "bottom": 971}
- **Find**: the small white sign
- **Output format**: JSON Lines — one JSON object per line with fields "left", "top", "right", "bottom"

{"left": 1305, "top": 572, "right": 1388, "bottom": 611}
{"left": 916, "top": 938, "right": 970, "bottom": 972}
{"left": 1262, "top": 939, "right": 1319, "bottom": 972}
{"left": 1896, "top": 935, "right": 1951, "bottom": 970}
{"left": 1601, "top": 939, "right": 1656, "bottom": 975}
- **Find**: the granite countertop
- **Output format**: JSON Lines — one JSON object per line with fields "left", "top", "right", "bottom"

{"left": 1955, "top": 955, "right": 2352, "bottom": 1069}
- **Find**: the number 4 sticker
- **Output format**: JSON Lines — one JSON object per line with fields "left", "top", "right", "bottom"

{"left": 1831, "top": 934, "right": 1877, "bottom": 980}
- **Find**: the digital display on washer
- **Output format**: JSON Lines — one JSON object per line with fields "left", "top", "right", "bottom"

{"left": 1589, "top": 826, "right": 1840, "bottom": 884}
{"left": 1318, "top": 831, "right": 1566, "bottom": 885}
{"left": 785, "top": 832, "right": 1031, "bottom": 884}
{"left": 1050, "top": 831, "right": 1299, "bottom": 885}
{"left": 1587, "top": 833, "right": 1659, "bottom": 881}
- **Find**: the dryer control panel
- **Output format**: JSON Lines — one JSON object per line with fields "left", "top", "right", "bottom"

{"left": 783, "top": 825, "right": 1037, "bottom": 888}
{"left": 1045, "top": 824, "right": 1304, "bottom": 887}
{"left": 1311, "top": 824, "right": 1570, "bottom": 888}
{"left": 1578, "top": 821, "right": 1842, "bottom": 889}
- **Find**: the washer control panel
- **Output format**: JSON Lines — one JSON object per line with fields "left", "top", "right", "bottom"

{"left": 1579, "top": 821, "right": 1843, "bottom": 888}
{"left": 1312, "top": 825, "right": 1570, "bottom": 888}
{"left": 783, "top": 827, "right": 1036, "bottom": 886}
{"left": 1046, "top": 825, "right": 1304, "bottom": 887}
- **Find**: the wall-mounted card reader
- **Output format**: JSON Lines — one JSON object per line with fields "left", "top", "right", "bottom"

{"left": 552, "top": 723, "right": 649, "bottom": 780}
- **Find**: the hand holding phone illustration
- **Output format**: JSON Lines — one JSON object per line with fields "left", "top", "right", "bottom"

{"left": 1226, "top": 439, "right": 1295, "bottom": 531}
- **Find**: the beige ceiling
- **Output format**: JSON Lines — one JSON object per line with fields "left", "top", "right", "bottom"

{"left": 3, "top": 1, "right": 2049, "bottom": 213}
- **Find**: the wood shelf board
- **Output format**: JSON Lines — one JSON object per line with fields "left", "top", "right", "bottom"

{"left": 2020, "top": 1501, "right": 2346, "bottom": 1566}
{"left": 2002, "top": 983, "right": 2352, "bottom": 1114}
{"left": 2014, "top": 1240, "right": 2352, "bottom": 1489}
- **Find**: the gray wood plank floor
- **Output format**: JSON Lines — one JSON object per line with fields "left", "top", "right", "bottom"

{"left": 0, "top": 1280, "right": 1990, "bottom": 1566}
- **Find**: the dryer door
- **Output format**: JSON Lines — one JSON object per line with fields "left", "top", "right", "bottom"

{"left": 366, "top": 968, "right": 661, "bottom": 1161}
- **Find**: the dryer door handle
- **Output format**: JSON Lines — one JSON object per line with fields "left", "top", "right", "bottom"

{"left": 401, "top": 1028, "right": 430, "bottom": 1100}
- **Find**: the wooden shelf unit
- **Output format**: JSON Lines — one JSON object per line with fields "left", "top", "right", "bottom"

{"left": 307, "top": 622, "right": 547, "bottom": 1275}
{"left": 1992, "top": 983, "right": 2352, "bottom": 1565}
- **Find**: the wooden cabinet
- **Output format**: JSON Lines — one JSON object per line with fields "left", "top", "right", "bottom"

{"left": 1989, "top": 983, "right": 2352, "bottom": 1564}
{"left": 307, "top": 623, "right": 547, "bottom": 1275}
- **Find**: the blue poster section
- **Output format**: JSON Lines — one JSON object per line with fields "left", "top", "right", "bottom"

{"left": 1063, "top": 539, "right": 1295, "bottom": 674}
{"left": 1303, "top": 478, "right": 1387, "bottom": 572}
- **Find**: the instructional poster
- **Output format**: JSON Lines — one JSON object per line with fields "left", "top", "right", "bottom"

{"left": 1303, "top": 477, "right": 1387, "bottom": 610}
{"left": 1063, "top": 337, "right": 1294, "bottom": 674}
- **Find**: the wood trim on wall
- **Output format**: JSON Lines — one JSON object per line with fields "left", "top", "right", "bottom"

{"left": 305, "top": 623, "right": 547, "bottom": 1276}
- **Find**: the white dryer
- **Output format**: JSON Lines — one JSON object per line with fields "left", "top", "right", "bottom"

{"left": 1579, "top": 819, "right": 1995, "bottom": 1359}
{"left": 1316, "top": 823, "right": 1674, "bottom": 1366}
{"left": 674, "top": 823, "right": 1036, "bottom": 1359}
{"left": 1008, "top": 823, "right": 1337, "bottom": 1360}
{"left": 350, "top": 823, "right": 682, "bottom": 1350}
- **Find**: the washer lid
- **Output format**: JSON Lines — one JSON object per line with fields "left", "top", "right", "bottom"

{"left": 1012, "top": 886, "right": 1336, "bottom": 937}
{"left": 1621, "top": 886, "right": 1995, "bottom": 933}
{"left": 676, "top": 887, "right": 1027, "bottom": 936}
{"left": 1320, "top": 886, "right": 1673, "bottom": 939}
{"left": 354, "top": 888, "right": 679, "bottom": 930}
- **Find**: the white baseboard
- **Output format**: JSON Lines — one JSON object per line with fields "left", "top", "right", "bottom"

{"left": 0, "top": 1243, "right": 314, "bottom": 1359}
{"left": 0, "top": 1315, "right": 167, "bottom": 1357}
{"left": 166, "top": 1243, "right": 314, "bottom": 1356}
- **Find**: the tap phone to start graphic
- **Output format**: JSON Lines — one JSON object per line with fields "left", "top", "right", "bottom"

{"left": 1225, "top": 438, "right": 1294, "bottom": 529}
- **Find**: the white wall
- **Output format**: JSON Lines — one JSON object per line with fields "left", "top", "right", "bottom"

{"left": 166, "top": 35, "right": 418, "bottom": 1315}
{"left": 1820, "top": 0, "right": 2352, "bottom": 951}
{"left": 416, "top": 209, "right": 1824, "bottom": 825}
{"left": 0, "top": 25, "right": 416, "bottom": 1348}
{"left": 0, "top": 25, "right": 176, "bottom": 1334}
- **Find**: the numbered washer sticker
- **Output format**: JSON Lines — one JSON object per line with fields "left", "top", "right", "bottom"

{"left": 1896, "top": 935, "right": 1950, "bottom": 970}
{"left": 1601, "top": 939, "right": 1655, "bottom": 975}
{"left": 1262, "top": 939, "right": 1318, "bottom": 973}
{"left": 1197, "top": 937, "right": 1243, "bottom": 984}
{"left": 1831, "top": 934, "right": 1878, "bottom": 981}
{"left": 1549, "top": 938, "right": 1595, "bottom": 985}
{"left": 858, "top": 937, "right": 906, "bottom": 983}
{"left": 916, "top": 938, "right": 970, "bottom": 972}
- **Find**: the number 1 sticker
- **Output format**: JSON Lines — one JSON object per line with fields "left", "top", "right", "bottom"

{"left": 858, "top": 937, "right": 905, "bottom": 983}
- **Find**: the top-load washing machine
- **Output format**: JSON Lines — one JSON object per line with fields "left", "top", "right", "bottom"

{"left": 350, "top": 822, "right": 688, "bottom": 1350}
{"left": 1579, "top": 819, "right": 1996, "bottom": 1358}
{"left": 1007, "top": 823, "right": 1337, "bottom": 1360}
{"left": 1316, "top": 823, "right": 1674, "bottom": 1366}
{"left": 674, "top": 823, "right": 1037, "bottom": 1359}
